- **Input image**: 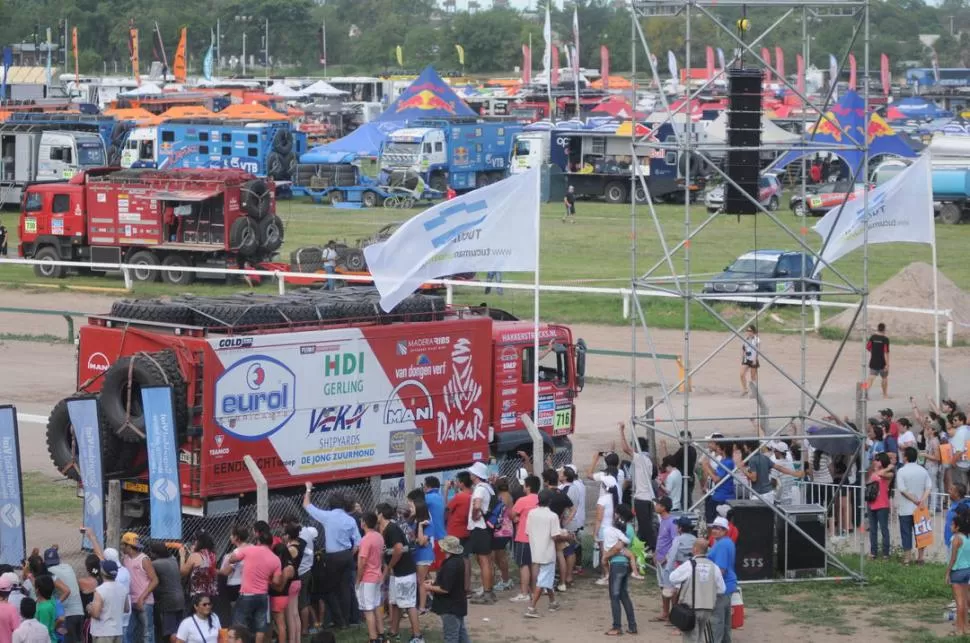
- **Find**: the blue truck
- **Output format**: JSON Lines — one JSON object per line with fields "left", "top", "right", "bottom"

{"left": 120, "top": 121, "right": 307, "bottom": 183}
{"left": 8, "top": 112, "right": 135, "bottom": 166}
{"left": 874, "top": 157, "right": 970, "bottom": 224}
{"left": 378, "top": 119, "right": 522, "bottom": 192}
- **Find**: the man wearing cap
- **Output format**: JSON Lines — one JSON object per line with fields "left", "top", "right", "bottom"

{"left": 619, "top": 423, "right": 657, "bottom": 550}
{"left": 769, "top": 441, "right": 803, "bottom": 506}
{"left": 707, "top": 517, "right": 737, "bottom": 643}
{"left": 524, "top": 490, "right": 569, "bottom": 618}
{"left": 120, "top": 532, "right": 157, "bottom": 643}
{"left": 87, "top": 560, "right": 130, "bottom": 643}
{"left": 425, "top": 536, "right": 469, "bottom": 643}
{"left": 43, "top": 547, "right": 82, "bottom": 643}
{"left": 465, "top": 462, "right": 496, "bottom": 605}
{"left": 668, "top": 538, "right": 724, "bottom": 643}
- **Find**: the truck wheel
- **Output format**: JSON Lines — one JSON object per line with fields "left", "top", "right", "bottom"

{"left": 46, "top": 395, "right": 130, "bottom": 482}
{"left": 229, "top": 218, "right": 259, "bottom": 256}
{"left": 940, "top": 203, "right": 963, "bottom": 225}
{"left": 161, "top": 255, "right": 196, "bottom": 286}
{"left": 100, "top": 350, "right": 188, "bottom": 443}
{"left": 768, "top": 196, "right": 779, "bottom": 211}
{"left": 633, "top": 184, "right": 648, "bottom": 204}
{"left": 272, "top": 128, "right": 294, "bottom": 157}
{"left": 242, "top": 180, "right": 269, "bottom": 219}
{"left": 257, "top": 215, "right": 285, "bottom": 253}
{"left": 604, "top": 182, "right": 627, "bottom": 204}
{"left": 343, "top": 249, "right": 366, "bottom": 272}
{"left": 330, "top": 191, "right": 344, "bottom": 205}
{"left": 127, "top": 250, "right": 159, "bottom": 282}
{"left": 266, "top": 152, "right": 285, "bottom": 180}
{"left": 793, "top": 201, "right": 807, "bottom": 217}
{"left": 33, "top": 247, "right": 65, "bottom": 279}
{"left": 362, "top": 191, "right": 383, "bottom": 208}
{"left": 429, "top": 174, "right": 448, "bottom": 193}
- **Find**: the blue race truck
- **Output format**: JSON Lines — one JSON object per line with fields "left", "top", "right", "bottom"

{"left": 378, "top": 119, "right": 522, "bottom": 192}
{"left": 874, "top": 158, "right": 970, "bottom": 224}
{"left": 120, "top": 121, "right": 307, "bottom": 183}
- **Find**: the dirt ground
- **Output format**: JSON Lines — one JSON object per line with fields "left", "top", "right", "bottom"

{"left": 2, "top": 289, "right": 968, "bottom": 641}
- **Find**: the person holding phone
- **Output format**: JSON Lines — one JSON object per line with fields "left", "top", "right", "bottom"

{"left": 405, "top": 490, "right": 434, "bottom": 614}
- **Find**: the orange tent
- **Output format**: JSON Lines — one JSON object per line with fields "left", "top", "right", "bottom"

{"left": 218, "top": 103, "right": 289, "bottom": 122}
{"left": 592, "top": 75, "right": 633, "bottom": 89}
{"left": 103, "top": 107, "right": 161, "bottom": 124}
{"left": 157, "top": 105, "right": 217, "bottom": 120}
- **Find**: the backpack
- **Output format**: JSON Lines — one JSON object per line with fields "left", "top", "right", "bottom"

{"left": 485, "top": 491, "right": 506, "bottom": 530}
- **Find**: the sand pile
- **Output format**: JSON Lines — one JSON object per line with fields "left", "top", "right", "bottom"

{"left": 826, "top": 262, "right": 970, "bottom": 339}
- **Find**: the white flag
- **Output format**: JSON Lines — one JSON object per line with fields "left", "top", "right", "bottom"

{"left": 364, "top": 167, "right": 541, "bottom": 312}
{"left": 542, "top": 3, "right": 552, "bottom": 90}
{"left": 667, "top": 50, "right": 678, "bottom": 80}
{"left": 813, "top": 154, "right": 934, "bottom": 271}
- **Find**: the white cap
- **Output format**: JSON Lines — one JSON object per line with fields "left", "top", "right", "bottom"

{"left": 710, "top": 517, "right": 730, "bottom": 530}
{"left": 0, "top": 572, "right": 18, "bottom": 588}
{"left": 467, "top": 461, "right": 489, "bottom": 481}
{"left": 771, "top": 441, "right": 789, "bottom": 453}
{"left": 103, "top": 548, "right": 120, "bottom": 563}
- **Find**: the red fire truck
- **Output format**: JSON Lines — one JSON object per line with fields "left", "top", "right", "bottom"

{"left": 18, "top": 168, "right": 281, "bottom": 286}
{"left": 46, "top": 293, "right": 586, "bottom": 526}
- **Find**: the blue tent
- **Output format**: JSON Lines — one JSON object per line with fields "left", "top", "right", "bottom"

{"left": 377, "top": 65, "right": 476, "bottom": 122}
{"left": 772, "top": 90, "right": 916, "bottom": 173}
{"left": 894, "top": 96, "right": 952, "bottom": 120}
{"left": 300, "top": 121, "right": 402, "bottom": 164}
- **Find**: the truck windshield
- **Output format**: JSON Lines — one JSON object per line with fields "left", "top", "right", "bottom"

{"left": 513, "top": 139, "right": 531, "bottom": 157}
{"left": 727, "top": 258, "right": 778, "bottom": 274}
{"left": 78, "top": 144, "right": 105, "bottom": 166}
{"left": 383, "top": 142, "right": 420, "bottom": 163}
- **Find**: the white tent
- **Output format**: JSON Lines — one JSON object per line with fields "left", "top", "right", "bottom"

{"left": 119, "top": 82, "right": 163, "bottom": 97}
{"left": 267, "top": 82, "right": 302, "bottom": 98}
{"left": 299, "top": 80, "right": 349, "bottom": 97}
{"left": 701, "top": 112, "right": 800, "bottom": 145}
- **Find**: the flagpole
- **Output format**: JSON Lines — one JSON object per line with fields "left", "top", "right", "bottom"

{"left": 532, "top": 166, "right": 541, "bottom": 466}
{"left": 573, "top": 6, "right": 580, "bottom": 120}
{"left": 930, "top": 159, "right": 941, "bottom": 405}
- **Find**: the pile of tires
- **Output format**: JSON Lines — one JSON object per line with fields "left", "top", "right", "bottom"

{"left": 236, "top": 178, "right": 284, "bottom": 259}
{"left": 267, "top": 127, "right": 297, "bottom": 182}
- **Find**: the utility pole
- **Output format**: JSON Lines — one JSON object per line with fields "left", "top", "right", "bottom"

{"left": 242, "top": 32, "right": 246, "bottom": 75}
{"left": 264, "top": 18, "right": 269, "bottom": 78}
{"left": 63, "top": 19, "right": 68, "bottom": 69}
{"left": 322, "top": 21, "right": 327, "bottom": 77}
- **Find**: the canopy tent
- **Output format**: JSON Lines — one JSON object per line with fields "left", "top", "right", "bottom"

{"left": 218, "top": 103, "right": 289, "bottom": 121}
{"left": 377, "top": 65, "right": 477, "bottom": 122}
{"left": 892, "top": 96, "right": 951, "bottom": 120}
{"left": 702, "top": 111, "right": 800, "bottom": 145}
{"left": 157, "top": 105, "right": 216, "bottom": 120}
{"left": 591, "top": 96, "right": 644, "bottom": 119}
{"left": 299, "top": 80, "right": 349, "bottom": 98}
{"left": 771, "top": 90, "right": 916, "bottom": 173}
{"left": 103, "top": 106, "right": 160, "bottom": 124}
{"left": 300, "top": 121, "right": 403, "bottom": 164}
{"left": 266, "top": 83, "right": 302, "bottom": 98}
{"left": 119, "top": 82, "right": 163, "bottom": 97}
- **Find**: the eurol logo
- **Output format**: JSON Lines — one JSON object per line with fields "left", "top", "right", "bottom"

{"left": 214, "top": 355, "right": 296, "bottom": 440}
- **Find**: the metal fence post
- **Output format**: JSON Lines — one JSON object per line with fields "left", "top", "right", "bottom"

{"left": 855, "top": 382, "right": 865, "bottom": 437}
{"left": 121, "top": 267, "right": 133, "bottom": 291}
{"left": 521, "top": 414, "right": 544, "bottom": 476}
{"left": 403, "top": 434, "right": 417, "bottom": 493}
{"left": 445, "top": 284, "right": 454, "bottom": 306}
{"left": 275, "top": 271, "right": 285, "bottom": 295}
{"left": 106, "top": 480, "right": 121, "bottom": 551}
{"left": 622, "top": 290, "right": 630, "bottom": 320}
{"left": 243, "top": 455, "right": 268, "bottom": 523}
{"left": 644, "top": 395, "right": 657, "bottom": 460}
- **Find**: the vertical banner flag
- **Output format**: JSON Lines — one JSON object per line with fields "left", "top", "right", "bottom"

{"left": 931, "top": 48, "right": 940, "bottom": 83}
{"left": 202, "top": 29, "right": 214, "bottom": 81}
{"left": 796, "top": 53, "right": 805, "bottom": 95}
{"left": 650, "top": 53, "right": 658, "bottom": 88}
{"left": 66, "top": 397, "right": 104, "bottom": 550}
{"left": 152, "top": 22, "right": 169, "bottom": 78}
{"left": 542, "top": 2, "right": 551, "bottom": 92}
{"left": 848, "top": 53, "right": 857, "bottom": 90}
{"left": 455, "top": 44, "right": 465, "bottom": 67}
{"left": 775, "top": 46, "right": 785, "bottom": 81}
{"left": 828, "top": 54, "right": 838, "bottom": 96}
{"left": 71, "top": 27, "right": 79, "bottom": 85}
{"left": 0, "top": 407, "right": 25, "bottom": 566}
{"left": 551, "top": 46, "right": 560, "bottom": 86}
{"left": 600, "top": 45, "right": 609, "bottom": 89}
{"left": 717, "top": 47, "right": 726, "bottom": 73}
{"left": 667, "top": 50, "right": 677, "bottom": 80}
{"left": 1, "top": 47, "right": 11, "bottom": 101}
{"left": 395, "top": 45, "right": 404, "bottom": 67}
{"left": 880, "top": 53, "right": 890, "bottom": 97}
{"left": 572, "top": 6, "right": 580, "bottom": 79}
{"left": 812, "top": 154, "right": 934, "bottom": 269}
{"left": 705, "top": 46, "right": 715, "bottom": 80}
{"left": 363, "top": 167, "right": 541, "bottom": 312}
{"left": 761, "top": 47, "right": 771, "bottom": 83}
{"left": 173, "top": 27, "right": 187, "bottom": 83}
{"left": 522, "top": 44, "right": 531, "bottom": 83}
{"left": 318, "top": 25, "right": 326, "bottom": 65}
{"left": 45, "top": 28, "right": 52, "bottom": 89}
{"left": 141, "top": 387, "right": 182, "bottom": 540}
{"left": 129, "top": 21, "right": 140, "bottom": 85}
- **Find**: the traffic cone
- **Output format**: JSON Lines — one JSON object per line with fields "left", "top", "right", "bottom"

{"left": 731, "top": 589, "right": 744, "bottom": 629}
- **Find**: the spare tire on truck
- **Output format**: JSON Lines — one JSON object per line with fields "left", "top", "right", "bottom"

{"left": 257, "top": 215, "right": 285, "bottom": 253}
{"left": 229, "top": 217, "right": 259, "bottom": 256}
{"left": 100, "top": 350, "right": 188, "bottom": 443}
{"left": 242, "top": 180, "right": 270, "bottom": 219}
{"left": 272, "top": 128, "right": 294, "bottom": 157}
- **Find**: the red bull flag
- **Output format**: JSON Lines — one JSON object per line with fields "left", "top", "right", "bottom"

{"left": 551, "top": 46, "right": 560, "bottom": 86}
{"left": 761, "top": 47, "right": 771, "bottom": 83}
{"left": 377, "top": 65, "right": 476, "bottom": 122}
{"left": 775, "top": 47, "right": 785, "bottom": 81}
{"left": 880, "top": 54, "right": 890, "bottom": 97}
{"left": 849, "top": 54, "right": 857, "bottom": 90}
{"left": 796, "top": 54, "right": 805, "bottom": 95}
{"left": 128, "top": 21, "right": 140, "bottom": 85}
{"left": 522, "top": 44, "right": 531, "bottom": 84}
{"left": 705, "top": 46, "right": 715, "bottom": 80}
{"left": 71, "top": 27, "right": 79, "bottom": 85}
{"left": 600, "top": 46, "right": 609, "bottom": 89}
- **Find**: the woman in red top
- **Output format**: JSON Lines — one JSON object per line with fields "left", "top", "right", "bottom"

{"left": 180, "top": 531, "right": 219, "bottom": 597}
{"left": 867, "top": 452, "right": 894, "bottom": 559}
{"left": 444, "top": 472, "right": 473, "bottom": 595}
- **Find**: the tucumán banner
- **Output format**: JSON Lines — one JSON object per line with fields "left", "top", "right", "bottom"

{"left": 66, "top": 397, "right": 104, "bottom": 550}
{"left": 0, "top": 407, "right": 25, "bottom": 566}
{"left": 141, "top": 386, "right": 182, "bottom": 540}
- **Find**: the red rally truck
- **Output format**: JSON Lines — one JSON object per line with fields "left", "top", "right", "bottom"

{"left": 18, "top": 167, "right": 281, "bottom": 286}
{"left": 46, "top": 294, "right": 586, "bottom": 530}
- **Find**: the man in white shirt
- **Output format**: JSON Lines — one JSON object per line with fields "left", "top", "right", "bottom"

{"left": 559, "top": 465, "right": 586, "bottom": 585}
{"left": 668, "top": 539, "right": 725, "bottom": 643}
{"left": 662, "top": 456, "right": 684, "bottom": 512}
{"left": 322, "top": 240, "right": 338, "bottom": 291}
{"left": 13, "top": 598, "right": 50, "bottom": 643}
{"left": 619, "top": 422, "right": 657, "bottom": 549}
{"left": 896, "top": 446, "right": 933, "bottom": 565}
{"left": 524, "top": 490, "right": 570, "bottom": 619}
{"left": 466, "top": 461, "right": 496, "bottom": 605}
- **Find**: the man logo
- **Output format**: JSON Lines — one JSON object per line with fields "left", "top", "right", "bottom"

{"left": 384, "top": 380, "right": 434, "bottom": 425}
{"left": 152, "top": 479, "right": 180, "bottom": 504}
{"left": 0, "top": 504, "right": 21, "bottom": 529}
{"left": 85, "top": 491, "right": 102, "bottom": 516}
{"left": 86, "top": 352, "right": 110, "bottom": 373}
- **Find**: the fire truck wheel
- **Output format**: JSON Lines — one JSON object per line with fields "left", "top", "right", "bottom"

{"left": 242, "top": 180, "right": 270, "bottom": 219}
{"left": 33, "top": 247, "right": 66, "bottom": 279}
{"left": 160, "top": 255, "right": 195, "bottom": 286}
{"left": 127, "top": 250, "right": 160, "bottom": 282}
{"left": 272, "top": 128, "right": 294, "bottom": 157}
{"left": 229, "top": 218, "right": 259, "bottom": 256}
{"left": 101, "top": 350, "right": 188, "bottom": 443}
{"left": 257, "top": 215, "right": 284, "bottom": 253}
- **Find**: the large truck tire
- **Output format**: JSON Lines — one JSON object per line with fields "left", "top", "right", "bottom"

{"left": 604, "top": 181, "right": 628, "bottom": 204}
{"left": 341, "top": 249, "right": 366, "bottom": 272}
{"left": 100, "top": 350, "right": 188, "bottom": 443}
{"left": 161, "top": 254, "right": 196, "bottom": 286}
{"left": 282, "top": 153, "right": 297, "bottom": 181}
{"left": 429, "top": 173, "right": 448, "bottom": 193}
{"left": 127, "top": 250, "right": 160, "bottom": 282}
{"left": 266, "top": 152, "right": 285, "bottom": 181}
{"left": 110, "top": 300, "right": 194, "bottom": 325}
{"left": 272, "top": 128, "right": 294, "bottom": 157}
{"left": 291, "top": 246, "right": 323, "bottom": 269}
{"left": 940, "top": 203, "right": 963, "bottom": 225}
{"left": 257, "top": 215, "right": 284, "bottom": 254}
{"left": 362, "top": 191, "right": 383, "bottom": 208}
{"left": 33, "top": 246, "right": 66, "bottom": 279}
{"left": 229, "top": 218, "right": 259, "bottom": 256}
{"left": 242, "top": 180, "right": 270, "bottom": 219}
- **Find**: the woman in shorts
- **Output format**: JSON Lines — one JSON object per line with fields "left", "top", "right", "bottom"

{"left": 406, "top": 490, "right": 435, "bottom": 614}
{"left": 490, "top": 478, "right": 515, "bottom": 592}
{"left": 740, "top": 324, "right": 760, "bottom": 396}
{"left": 947, "top": 507, "right": 970, "bottom": 636}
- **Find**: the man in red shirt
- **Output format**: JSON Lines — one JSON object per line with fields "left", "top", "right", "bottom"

{"left": 445, "top": 471, "right": 473, "bottom": 595}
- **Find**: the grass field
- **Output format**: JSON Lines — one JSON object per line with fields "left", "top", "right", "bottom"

{"left": 2, "top": 196, "right": 966, "bottom": 329}
{"left": 23, "top": 472, "right": 80, "bottom": 517}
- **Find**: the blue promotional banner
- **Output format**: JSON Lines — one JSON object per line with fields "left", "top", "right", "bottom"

{"left": 66, "top": 397, "right": 104, "bottom": 550}
{"left": 0, "top": 407, "right": 25, "bottom": 566}
{"left": 141, "top": 386, "right": 182, "bottom": 540}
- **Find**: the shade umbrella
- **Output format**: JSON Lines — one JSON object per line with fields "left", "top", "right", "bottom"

{"left": 806, "top": 425, "right": 863, "bottom": 456}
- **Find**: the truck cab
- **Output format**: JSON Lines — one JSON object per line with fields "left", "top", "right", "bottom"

{"left": 36, "top": 131, "right": 106, "bottom": 181}
{"left": 120, "top": 126, "right": 158, "bottom": 168}
{"left": 380, "top": 128, "right": 447, "bottom": 181}
{"left": 510, "top": 131, "right": 550, "bottom": 174}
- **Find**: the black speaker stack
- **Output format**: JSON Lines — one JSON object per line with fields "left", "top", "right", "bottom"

{"left": 728, "top": 500, "right": 827, "bottom": 580}
{"left": 725, "top": 68, "right": 764, "bottom": 215}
